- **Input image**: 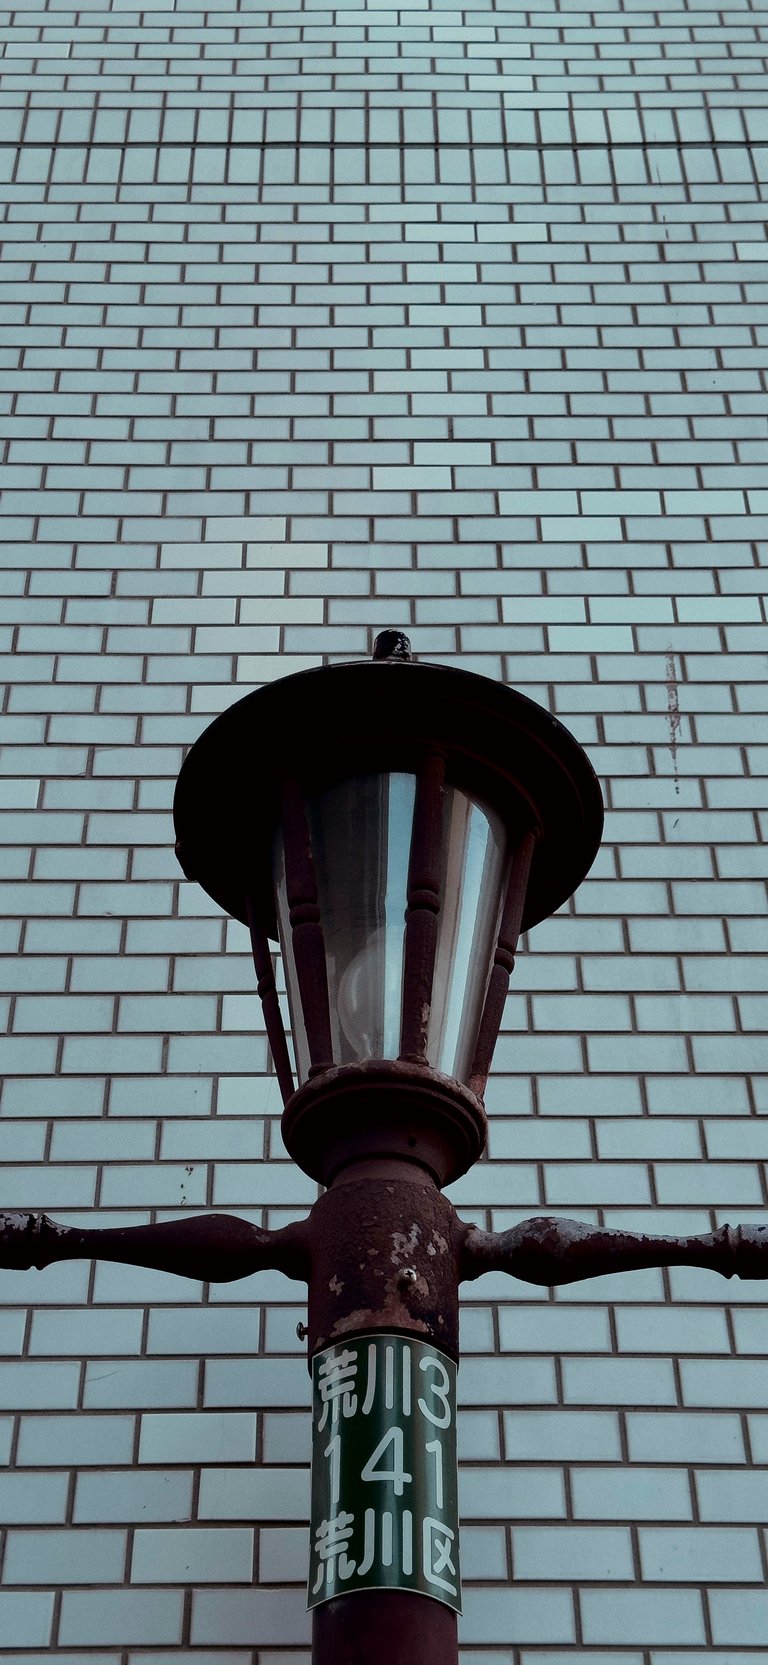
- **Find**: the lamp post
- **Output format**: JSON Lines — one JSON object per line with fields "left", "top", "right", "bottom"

{"left": 2, "top": 632, "right": 768, "bottom": 1665}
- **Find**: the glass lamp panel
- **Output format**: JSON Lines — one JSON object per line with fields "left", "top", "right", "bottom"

{"left": 272, "top": 844, "right": 312, "bottom": 1085}
{"left": 274, "top": 773, "right": 416, "bottom": 1081}
{"left": 426, "top": 788, "right": 509, "bottom": 1082}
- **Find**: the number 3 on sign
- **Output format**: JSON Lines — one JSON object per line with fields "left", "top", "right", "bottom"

{"left": 418, "top": 1355, "right": 452, "bottom": 1427}
{"left": 361, "top": 1426, "right": 413, "bottom": 1497}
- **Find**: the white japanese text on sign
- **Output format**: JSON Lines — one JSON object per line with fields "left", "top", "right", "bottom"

{"left": 309, "top": 1333, "right": 461, "bottom": 1612}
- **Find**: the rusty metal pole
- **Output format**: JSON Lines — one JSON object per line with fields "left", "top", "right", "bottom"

{"left": 305, "top": 1162, "right": 466, "bottom": 1665}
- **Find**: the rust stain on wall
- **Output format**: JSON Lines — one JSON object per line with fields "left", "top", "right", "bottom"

{"left": 665, "top": 648, "right": 682, "bottom": 796}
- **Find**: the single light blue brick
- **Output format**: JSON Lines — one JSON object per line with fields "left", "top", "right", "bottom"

{"left": 77, "top": 882, "right": 175, "bottom": 917}
{"left": 74, "top": 1467, "right": 194, "bottom": 1524}
{"left": 572, "top": 1465, "right": 692, "bottom": 1521}
{"left": 446, "top": 1156, "right": 540, "bottom": 1208}
{"left": 640, "top": 1525, "right": 763, "bottom": 1583}
{"left": 198, "top": 1466, "right": 309, "bottom": 1524}
{"left": 107, "top": 1074, "right": 213, "bottom": 1118}
{"left": 597, "top": 1120, "right": 701, "bottom": 1160}
{"left": 0, "top": 1594, "right": 55, "bottom": 1649}
{"left": 78, "top": 1358, "right": 191, "bottom": 1411}
{"left": 489, "top": 1119, "right": 591, "bottom": 1159}
{"left": 460, "top": 1465, "right": 565, "bottom": 1520}
{"left": 634, "top": 992, "right": 736, "bottom": 1032}
{"left": 709, "top": 1591, "right": 768, "bottom": 1646}
{"left": 537, "top": 1076, "right": 643, "bottom": 1117}
{"left": 627, "top": 1412, "right": 746, "bottom": 1464}
{"left": 586, "top": 1035, "right": 689, "bottom": 1074}
{"left": 146, "top": 1306, "right": 260, "bottom": 1356}
{"left": 513, "top": 1525, "right": 634, "bottom": 1581}
{"left": 100, "top": 1163, "right": 206, "bottom": 1209}
{"left": 0, "top": 1308, "right": 25, "bottom": 1353}
{"left": 59, "top": 1590, "right": 184, "bottom": 1648}
{"left": 532, "top": 992, "right": 631, "bottom": 1031}
{"left": 161, "top": 1119, "right": 263, "bottom": 1159}
{"left": 0, "top": 1119, "right": 46, "bottom": 1159}
{"left": 731, "top": 1300, "right": 768, "bottom": 1355}
{"left": 61, "top": 1036, "right": 164, "bottom": 1075}
{"left": 0, "top": 1470, "right": 70, "bottom": 1524}
{"left": 459, "top": 1353, "right": 557, "bottom": 1413}
{"left": 217, "top": 1076, "right": 281, "bottom": 1122}
{"left": 563, "top": 1357, "right": 677, "bottom": 1406}
{"left": 70, "top": 958, "right": 169, "bottom": 997}
{"left": 13, "top": 993, "right": 114, "bottom": 1033}
{"left": 0, "top": 1360, "right": 81, "bottom": 1411}
{"left": 682, "top": 1359, "right": 768, "bottom": 1408}
{"left": 29, "top": 1305, "right": 143, "bottom": 1358}
{"left": 499, "top": 1305, "right": 611, "bottom": 1353}
{"left": 3, "top": 1528, "right": 127, "bottom": 1584}
{"left": 83, "top": 1359, "right": 199, "bottom": 1411}
{"left": 211, "top": 1161, "right": 316, "bottom": 1207}
{"left": 139, "top": 1411, "right": 257, "bottom": 1466}
{"left": 459, "top": 1306, "right": 495, "bottom": 1354}
{"left": 707, "top": 1118, "right": 768, "bottom": 1158}
{"left": 459, "top": 1587, "right": 574, "bottom": 1647}
{"left": 461, "top": 1523, "right": 509, "bottom": 1582}
{"left": 117, "top": 993, "right": 217, "bottom": 1033}
{"left": 0, "top": 881, "right": 75, "bottom": 919}
{"left": 544, "top": 1163, "right": 652, "bottom": 1206}
{"left": 491, "top": 1035, "right": 583, "bottom": 1073}
{"left": 190, "top": 1589, "right": 310, "bottom": 1648}
{"left": 581, "top": 1588, "right": 705, "bottom": 1646}
{"left": 258, "top": 1524, "right": 307, "bottom": 1584}
{"left": 200, "top": 1358, "right": 306, "bottom": 1413}
{"left": 132, "top": 1526, "right": 254, "bottom": 1584}
{"left": 655, "top": 1163, "right": 763, "bottom": 1205}
{"left": 696, "top": 1467, "right": 768, "bottom": 1522}
{"left": 0, "top": 847, "right": 40, "bottom": 884}
{"left": 0, "top": 1163, "right": 96, "bottom": 1208}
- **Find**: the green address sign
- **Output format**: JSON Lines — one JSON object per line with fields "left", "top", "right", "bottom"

{"left": 309, "top": 1332, "right": 461, "bottom": 1613}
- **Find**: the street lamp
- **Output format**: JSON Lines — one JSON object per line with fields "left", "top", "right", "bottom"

{"left": 172, "top": 626, "right": 603, "bottom": 1191}
{"left": 2, "top": 633, "right": 768, "bottom": 1665}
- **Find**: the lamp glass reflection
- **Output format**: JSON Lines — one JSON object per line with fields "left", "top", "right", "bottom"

{"left": 429, "top": 790, "right": 507, "bottom": 1080}
{"left": 273, "top": 771, "right": 509, "bottom": 1087}
{"left": 274, "top": 773, "right": 415, "bottom": 1082}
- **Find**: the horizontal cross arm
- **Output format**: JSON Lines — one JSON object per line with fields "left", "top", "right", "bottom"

{"left": 0, "top": 1209, "right": 309, "bottom": 1285}
{"left": 460, "top": 1214, "right": 768, "bottom": 1288}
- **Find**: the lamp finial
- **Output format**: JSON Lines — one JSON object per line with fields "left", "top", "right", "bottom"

{"left": 372, "top": 630, "right": 413, "bottom": 662}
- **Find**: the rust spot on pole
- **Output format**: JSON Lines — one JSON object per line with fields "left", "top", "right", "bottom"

{"left": 305, "top": 1173, "right": 464, "bottom": 1362}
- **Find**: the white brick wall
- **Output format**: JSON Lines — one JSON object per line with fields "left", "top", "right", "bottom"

{"left": 1, "top": 0, "right": 767, "bottom": 1655}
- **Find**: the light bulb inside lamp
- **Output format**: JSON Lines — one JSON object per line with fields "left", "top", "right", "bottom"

{"left": 336, "top": 927, "right": 402, "bottom": 1061}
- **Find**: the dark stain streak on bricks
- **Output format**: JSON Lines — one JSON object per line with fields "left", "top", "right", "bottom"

{"left": 665, "top": 648, "right": 682, "bottom": 796}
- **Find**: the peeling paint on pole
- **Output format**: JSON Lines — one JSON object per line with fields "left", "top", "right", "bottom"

{"left": 308, "top": 1333, "right": 461, "bottom": 1613}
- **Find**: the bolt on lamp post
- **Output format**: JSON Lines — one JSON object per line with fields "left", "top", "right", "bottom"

{"left": 3, "top": 632, "right": 768, "bottom": 1665}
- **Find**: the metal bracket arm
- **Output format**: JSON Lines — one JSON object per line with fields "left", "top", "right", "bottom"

{"left": 0, "top": 1209, "right": 309, "bottom": 1285}
{"left": 5, "top": 1205, "right": 768, "bottom": 1296}
{"left": 460, "top": 1214, "right": 768, "bottom": 1286}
